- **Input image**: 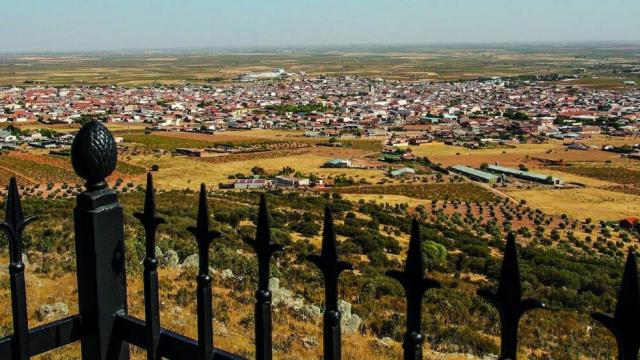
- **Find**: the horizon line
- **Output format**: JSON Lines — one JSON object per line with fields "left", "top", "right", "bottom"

{"left": 2, "top": 40, "right": 640, "bottom": 56}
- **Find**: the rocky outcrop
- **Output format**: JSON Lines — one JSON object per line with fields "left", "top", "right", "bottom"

{"left": 269, "top": 277, "right": 361, "bottom": 333}
{"left": 36, "top": 302, "right": 69, "bottom": 321}
{"left": 162, "top": 250, "right": 179, "bottom": 267}
{"left": 338, "top": 299, "right": 362, "bottom": 334}
{"left": 221, "top": 269, "right": 234, "bottom": 280}
{"left": 181, "top": 254, "right": 199, "bottom": 268}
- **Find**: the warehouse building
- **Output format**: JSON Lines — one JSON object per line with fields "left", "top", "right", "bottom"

{"left": 450, "top": 165, "right": 499, "bottom": 183}
{"left": 486, "top": 165, "right": 563, "bottom": 185}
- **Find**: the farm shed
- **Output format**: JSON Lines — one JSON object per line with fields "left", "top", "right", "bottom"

{"left": 323, "top": 159, "right": 352, "bottom": 168}
{"left": 390, "top": 167, "right": 416, "bottom": 178}
{"left": 274, "top": 176, "right": 310, "bottom": 188}
{"left": 233, "top": 179, "right": 271, "bottom": 190}
{"left": 450, "top": 165, "right": 499, "bottom": 183}
{"left": 486, "top": 165, "right": 564, "bottom": 185}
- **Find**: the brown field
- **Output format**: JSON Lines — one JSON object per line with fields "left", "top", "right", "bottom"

{"left": 415, "top": 141, "right": 626, "bottom": 168}
{"left": 154, "top": 131, "right": 283, "bottom": 143}
{"left": 506, "top": 188, "right": 638, "bottom": 221}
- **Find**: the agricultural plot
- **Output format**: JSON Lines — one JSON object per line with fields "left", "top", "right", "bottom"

{"left": 0, "top": 153, "right": 79, "bottom": 185}
{"left": 549, "top": 165, "right": 640, "bottom": 185}
{"left": 333, "top": 183, "right": 497, "bottom": 202}
{"left": 122, "top": 134, "right": 212, "bottom": 150}
{"left": 507, "top": 188, "right": 639, "bottom": 221}
{"left": 0, "top": 152, "right": 145, "bottom": 193}
{"left": 2, "top": 46, "right": 638, "bottom": 87}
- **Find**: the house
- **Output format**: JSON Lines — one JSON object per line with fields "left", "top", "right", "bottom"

{"left": 323, "top": 159, "right": 352, "bottom": 168}
{"left": 390, "top": 167, "right": 416, "bottom": 178}
{"left": 233, "top": 179, "right": 270, "bottom": 190}
{"left": 274, "top": 176, "right": 310, "bottom": 188}
{"left": 619, "top": 217, "right": 639, "bottom": 230}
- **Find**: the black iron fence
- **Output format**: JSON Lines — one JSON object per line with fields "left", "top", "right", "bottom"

{"left": 0, "top": 121, "right": 638, "bottom": 360}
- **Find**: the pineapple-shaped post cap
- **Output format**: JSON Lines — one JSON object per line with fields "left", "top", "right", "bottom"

{"left": 71, "top": 121, "right": 117, "bottom": 190}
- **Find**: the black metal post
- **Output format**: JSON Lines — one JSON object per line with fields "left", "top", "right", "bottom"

{"left": 71, "top": 121, "right": 129, "bottom": 360}
{"left": 478, "top": 232, "right": 544, "bottom": 360}
{"left": 307, "top": 205, "right": 353, "bottom": 360}
{"left": 187, "top": 184, "right": 221, "bottom": 360}
{"left": 134, "top": 173, "right": 165, "bottom": 360}
{"left": 592, "top": 250, "right": 640, "bottom": 360}
{"left": 1, "top": 177, "right": 36, "bottom": 360}
{"left": 387, "top": 219, "right": 440, "bottom": 360}
{"left": 243, "top": 194, "right": 283, "bottom": 360}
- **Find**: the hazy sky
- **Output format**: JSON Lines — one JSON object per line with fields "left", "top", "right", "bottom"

{"left": 2, "top": 0, "right": 639, "bottom": 52}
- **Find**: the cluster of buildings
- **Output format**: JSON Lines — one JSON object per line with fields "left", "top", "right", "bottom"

{"left": 1, "top": 75, "right": 639, "bottom": 144}
{"left": 230, "top": 175, "right": 313, "bottom": 190}
{"left": 0, "top": 129, "right": 76, "bottom": 150}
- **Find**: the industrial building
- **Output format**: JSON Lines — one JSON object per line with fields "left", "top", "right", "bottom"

{"left": 486, "top": 165, "right": 563, "bottom": 185}
{"left": 450, "top": 165, "right": 499, "bottom": 183}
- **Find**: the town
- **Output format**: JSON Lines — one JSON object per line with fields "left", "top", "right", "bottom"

{"left": 3, "top": 0, "right": 640, "bottom": 358}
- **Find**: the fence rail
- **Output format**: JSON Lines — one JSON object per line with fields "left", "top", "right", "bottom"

{"left": 0, "top": 121, "right": 638, "bottom": 360}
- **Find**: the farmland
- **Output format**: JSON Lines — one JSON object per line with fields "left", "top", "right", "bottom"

{"left": 333, "top": 183, "right": 497, "bottom": 202}
{"left": 549, "top": 165, "right": 640, "bottom": 184}
{"left": 1, "top": 44, "right": 639, "bottom": 87}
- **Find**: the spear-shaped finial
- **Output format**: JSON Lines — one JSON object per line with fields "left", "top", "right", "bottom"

{"left": 387, "top": 218, "right": 440, "bottom": 360}
{"left": 244, "top": 193, "right": 284, "bottom": 291}
{"left": 187, "top": 184, "right": 222, "bottom": 275}
{"left": 134, "top": 172, "right": 166, "bottom": 262}
{"left": 244, "top": 193, "right": 284, "bottom": 360}
{"left": 478, "top": 232, "right": 545, "bottom": 360}
{"left": 1, "top": 177, "right": 37, "bottom": 360}
{"left": 133, "top": 172, "right": 165, "bottom": 360}
{"left": 2, "top": 177, "right": 37, "bottom": 263}
{"left": 592, "top": 250, "right": 640, "bottom": 360}
{"left": 187, "top": 184, "right": 222, "bottom": 360}
{"left": 307, "top": 204, "right": 353, "bottom": 360}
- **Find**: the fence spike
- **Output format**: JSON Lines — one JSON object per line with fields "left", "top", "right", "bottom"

{"left": 307, "top": 205, "right": 353, "bottom": 360}
{"left": 478, "top": 232, "right": 545, "bottom": 360}
{"left": 592, "top": 250, "right": 640, "bottom": 360}
{"left": 1, "top": 177, "right": 37, "bottom": 360}
{"left": 187, "top": 184, "right": 221, "bottom": 360}
{"left": 133, "top": 173, "right": 166, "bottom": 360}
{"left": 243, "top": 193, "right": 283, "bottom": 360}
{"left": 386, "top": 218, "right": 440, "bottom": 360}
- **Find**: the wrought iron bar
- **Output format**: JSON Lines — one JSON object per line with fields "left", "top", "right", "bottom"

{"left": 243, "top": 194, "right": 283, "bottom": 360}
{"left": 0, "top": 315, "right": 82, "bottom": 358}
{"left": 134, "top": 173, "right": 166, "bottom": 360}
{"left": 1, "top": 177, "right": 37, "bottom": 360}
{"left": 307, "top": 205, "right": 353, "bottom": 360}
{"left": 592, "top": 250, "right": 640, "bottom": 360}
{"left": 386, "top": 218, "right": 440, "bottom": 360}
{"left": 477, "top": 232, "right": 545, "bottom": 360}
{"left": 114, "top": 315, "right": 246, "bottom": 360}
{"left": 187, "top": 184, "right": 222, "bottom": 360}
